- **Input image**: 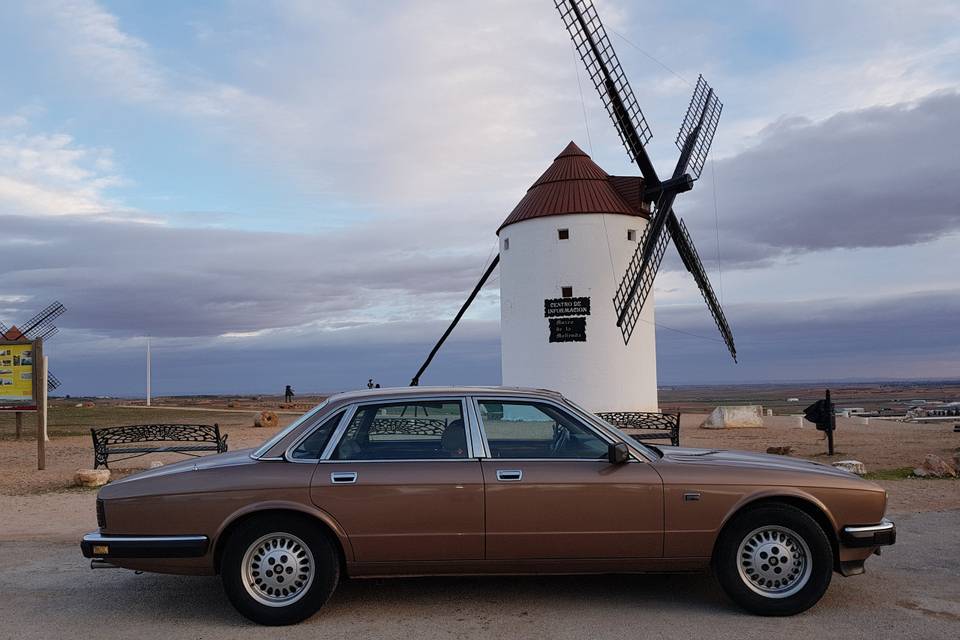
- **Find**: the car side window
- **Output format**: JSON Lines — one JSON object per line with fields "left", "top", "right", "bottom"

{"left": 478, "top": 400, "right": 608, "bottom": 459}
{"left": 331, "top": 401, "right": 468, "bottom": 460}
{"left": 290, "top": 410, "right": 345, "bottom": 460}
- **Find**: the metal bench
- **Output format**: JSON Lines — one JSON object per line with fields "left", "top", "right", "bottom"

{"left": 595, "top": 411, "right": 681, "bottom": 446}
{"left": 90, "top": 424, "right": 228, "bottom": 469}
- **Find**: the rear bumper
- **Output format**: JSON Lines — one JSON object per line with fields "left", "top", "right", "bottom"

{"left": 80, "top": 532, "right": 209, "bottom": 559}
{"left": 840, "top": 518, "right": 896, "bottom": 548}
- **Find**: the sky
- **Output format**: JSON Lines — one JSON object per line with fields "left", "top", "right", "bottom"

{"left": 1, "top": 0, "right": 959, "bottom": 397}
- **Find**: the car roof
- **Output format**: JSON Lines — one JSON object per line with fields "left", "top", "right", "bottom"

{"left": 325, "top": 385, "right": 566, "bottom": 404}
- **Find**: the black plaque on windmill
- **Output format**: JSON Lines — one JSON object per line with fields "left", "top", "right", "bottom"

{"left": 549, "top": 316, "right": 587, "bottom": 343}
{"left": 544, "top": 297, "right": 591, "bottom": 318}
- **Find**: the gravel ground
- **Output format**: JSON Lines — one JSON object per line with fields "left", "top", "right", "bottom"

{"left": 0, "top": 509, "right": 957, "bottom": 640}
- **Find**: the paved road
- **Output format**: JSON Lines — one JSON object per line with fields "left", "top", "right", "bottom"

{"left": 1, "top": 510, "right": 957, "bottom": 640}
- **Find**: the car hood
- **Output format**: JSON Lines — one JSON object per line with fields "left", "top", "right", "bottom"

{"left": 107, "top": 449, "right": 255, "bottom": 485}
{"left": 656, "top": 446, "right": 858, "bottom": 480}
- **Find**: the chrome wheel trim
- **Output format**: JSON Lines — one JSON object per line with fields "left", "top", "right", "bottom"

{"left": 736, "top": 525, "right": 812, "bottom": 599}
{"left": 241, "top": 532, "right": 315, "bottom": 607}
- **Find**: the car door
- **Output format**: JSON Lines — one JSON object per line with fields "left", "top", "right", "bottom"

{"left": 306, "top": 397, "right": 484, "bottom": 563}
{"left": 475, "top": 397, "right": 663, "bottom": 560}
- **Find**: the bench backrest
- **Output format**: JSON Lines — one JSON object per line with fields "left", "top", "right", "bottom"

{"left": 596, "top": 411, "right": 679, "bottom": 431}
{"left": 369, "top": 417, "right": 448, "bottom": 437}
{"left": 91, "top": 423, "right": 223, "bottom": 447}
{"left": 595, "top": 411, "right": 681, "bottom": 446}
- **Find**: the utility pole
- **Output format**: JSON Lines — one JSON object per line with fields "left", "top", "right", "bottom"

{"left": 146, "top": 337, "right": 152, "bottom": 407}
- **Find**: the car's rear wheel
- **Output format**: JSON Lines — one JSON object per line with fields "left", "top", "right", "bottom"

{"left": 221, "top": 514, "right": 339, "bottom": 625}
{"left": 714, "top": 504, "right": 833, "bottom": 616}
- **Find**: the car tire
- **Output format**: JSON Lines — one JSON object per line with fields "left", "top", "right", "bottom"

{"left": 221, "top": 514, "right": 340, "bottom": 625}
{"left": 713, "top": 503, "right": 833, "bottom": 616}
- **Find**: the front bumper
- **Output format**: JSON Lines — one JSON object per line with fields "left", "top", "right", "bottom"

{"left": 840, "top": 518, "right": 896, "bottom": 548}
{"left": 80, "top": 532, "right": 209, "bottom": 559}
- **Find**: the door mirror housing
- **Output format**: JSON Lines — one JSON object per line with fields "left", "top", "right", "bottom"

{"left": 608, "top": 442, "right": 630, "bottom": 465}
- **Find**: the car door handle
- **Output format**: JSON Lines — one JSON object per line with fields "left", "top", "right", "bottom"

{"left": 496, "top": 469, "right": 522, "bottom": 482}
{"left": 330, "top": 471, "right": 358, "bottom": 484}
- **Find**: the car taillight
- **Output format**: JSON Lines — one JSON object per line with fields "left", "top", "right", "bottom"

{"left": 96, "top": 499, "right": 106, "bottom": 528}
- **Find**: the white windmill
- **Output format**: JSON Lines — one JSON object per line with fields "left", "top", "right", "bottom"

{"left": 411, "top": 0, "right": 736, "bottom": 413}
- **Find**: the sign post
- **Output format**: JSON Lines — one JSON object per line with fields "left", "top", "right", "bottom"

{"left": 0, "top": 336, "right": 46, "bottom": 469}
{"left": 803, "top": 389, "right": 836, "bottom": 456}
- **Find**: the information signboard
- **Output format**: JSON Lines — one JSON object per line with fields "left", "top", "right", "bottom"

{"left": 0, "top": 343, "right": 35, "bottom": 410}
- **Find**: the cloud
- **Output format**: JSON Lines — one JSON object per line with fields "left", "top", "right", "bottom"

{"left": 0, "top": 118, "right": 128, "bottom": 217}
{"left": 677, "top": 90, "right": 960, "bottom": 268}
{"left": 0, "top": 214, "right": 500, "bottom": 340}
{"left": 656, "top": 287, "right": 960, "bottom": 383}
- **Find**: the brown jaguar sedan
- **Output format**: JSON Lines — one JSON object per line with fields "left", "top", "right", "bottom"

{"left": 81, "top": 386, "right": 895, "bottom": 625}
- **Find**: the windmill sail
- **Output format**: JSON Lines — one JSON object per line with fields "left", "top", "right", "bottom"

{"left": 554, "top": 0, "right": 658, "bottom": 183}
{"left": 668, "top": 215, "right": 737, "bottom": 361}
{"left": 675, "top": 75, "right": 723, "bottom": 181}
{"left": 19, "top": 301, "right": 66, "bottom": 340}
{"left": 558, "top": 0, "right": 736, "bottom": 360}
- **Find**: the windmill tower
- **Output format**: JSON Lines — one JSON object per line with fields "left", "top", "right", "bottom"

{"left": 410, "top": 0, "right": 737, "bottom": 411}
{"left": 497, "top": 141, "right": 658, "bottom": 411}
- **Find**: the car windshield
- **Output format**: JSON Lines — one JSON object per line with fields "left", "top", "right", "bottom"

{"left": 251, "top": 399, "right": 330, "bottom": 459}
{"left": 562, "top": 397, "right": 661, "bottom": 459}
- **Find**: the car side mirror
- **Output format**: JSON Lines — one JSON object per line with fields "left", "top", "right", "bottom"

{"left": 608, "top": 442, "right": 630, "bottom": 465}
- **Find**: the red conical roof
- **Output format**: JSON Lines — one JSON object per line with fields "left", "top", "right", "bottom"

{"left": 498, "top": 141, "right": 648, "bottom": 233}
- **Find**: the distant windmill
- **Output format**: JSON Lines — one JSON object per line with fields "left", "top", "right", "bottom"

{"left": 0, "top": 301, "right": 66, "bottom": 390}
{"left": 412, "top": 0, "right": 735, "bottom": 412}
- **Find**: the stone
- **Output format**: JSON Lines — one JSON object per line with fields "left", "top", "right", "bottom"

{"left": 74, "top": 468, "right": 110, "bottom": 487}
{"left": 832, "top": 460, "right": 867, "bottom": 475}
{"left": 913, "top": 454, "right": 957, "bottom": 478}
{"left": 149, "top": 461, "right": 164, "bottom": 469}
{"left": 254, "top": 410, "right": 279, "bottom": 428}
{"left": 699, "top": 405, "right": 765, "bottom": 429}
{"left": 766, "top": 446, "right": 795, "bottom": 456}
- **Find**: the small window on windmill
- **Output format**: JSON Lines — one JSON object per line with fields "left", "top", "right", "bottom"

{"left": 627, "top": 229, "right": 637, "bottom": 242}
{"left": 561, "top": 286, "right": 573, "bottom": 298}
{"left": 503, "top": 237, "right": 509, "bottom": 251}
{"left": 558, "top": 228, "right": 569, "bottom": 240}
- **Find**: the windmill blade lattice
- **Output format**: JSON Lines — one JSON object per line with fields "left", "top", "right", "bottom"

{"left": 47, "top": 372, "right": 62, "bottom": 391}
{"left": 555, "top": 0, "right": 654, "bottom": 177}
{"left": 612, "top": 200, "right": 671, "bottom": 344}
{"left": 675, "top": 75, "right": 723, "bottom": 181}
{"left": 20, "top": 301, "right": 66, "bottom": 340}
{"left": 668, "top": 215, "right": 737, "bottom": 361}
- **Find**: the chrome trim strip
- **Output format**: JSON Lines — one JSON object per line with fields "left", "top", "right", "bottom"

{"left": 467, "top": 396, "right": 491, "bottom": 458}
{"left": 82, "top": 533, "right": 208, "bottom": 544}
{"left": 842, "top": 519, "right": 895, "bottom": 535}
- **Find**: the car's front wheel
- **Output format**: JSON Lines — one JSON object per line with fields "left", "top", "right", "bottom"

{"left": 714, "top": 504, "right": 833, "bottom": 616}
{"left": 221, "top": 514, "right": 340, "bottom": 625}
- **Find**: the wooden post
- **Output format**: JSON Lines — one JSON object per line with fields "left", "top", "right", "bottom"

{"left": 42, "top": 356, "right": 49, "bottom": 443}
{"left": 15, "top": 412, "right": 22, "bottom": 439}
{"left": 34, "top": 340, "right": 45, "bottom": 471}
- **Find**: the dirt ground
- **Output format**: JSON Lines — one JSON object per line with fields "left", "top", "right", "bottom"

{"left": 0, "top": 405, "right": 957, "bottom": 541}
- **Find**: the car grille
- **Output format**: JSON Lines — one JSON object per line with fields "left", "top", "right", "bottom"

{"left": 96, "top": 499, "right": 106, "bottom": 528}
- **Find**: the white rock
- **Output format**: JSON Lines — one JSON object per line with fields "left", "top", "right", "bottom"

{"left": 700, "top": 405, "right": 764, "bottom": 429}
{"left": 149, "top": 461, "right": 164, "bottom": 469}
{"left": 832, "top": 460, "right": 866, "bottom": 475}
{"left": 913, "top": 454, "right": 957, "bottom": 478}
{"left": 74, "top": 468, "right": 110, "bottom": 487}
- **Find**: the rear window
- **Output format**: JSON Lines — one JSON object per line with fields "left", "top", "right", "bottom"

{"left": 331, "top": 401, "right": 467, "bottom": 460}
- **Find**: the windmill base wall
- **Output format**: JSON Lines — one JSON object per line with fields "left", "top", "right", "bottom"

{"left": 498, "top": 213, "right": 658, "bottom": 413}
